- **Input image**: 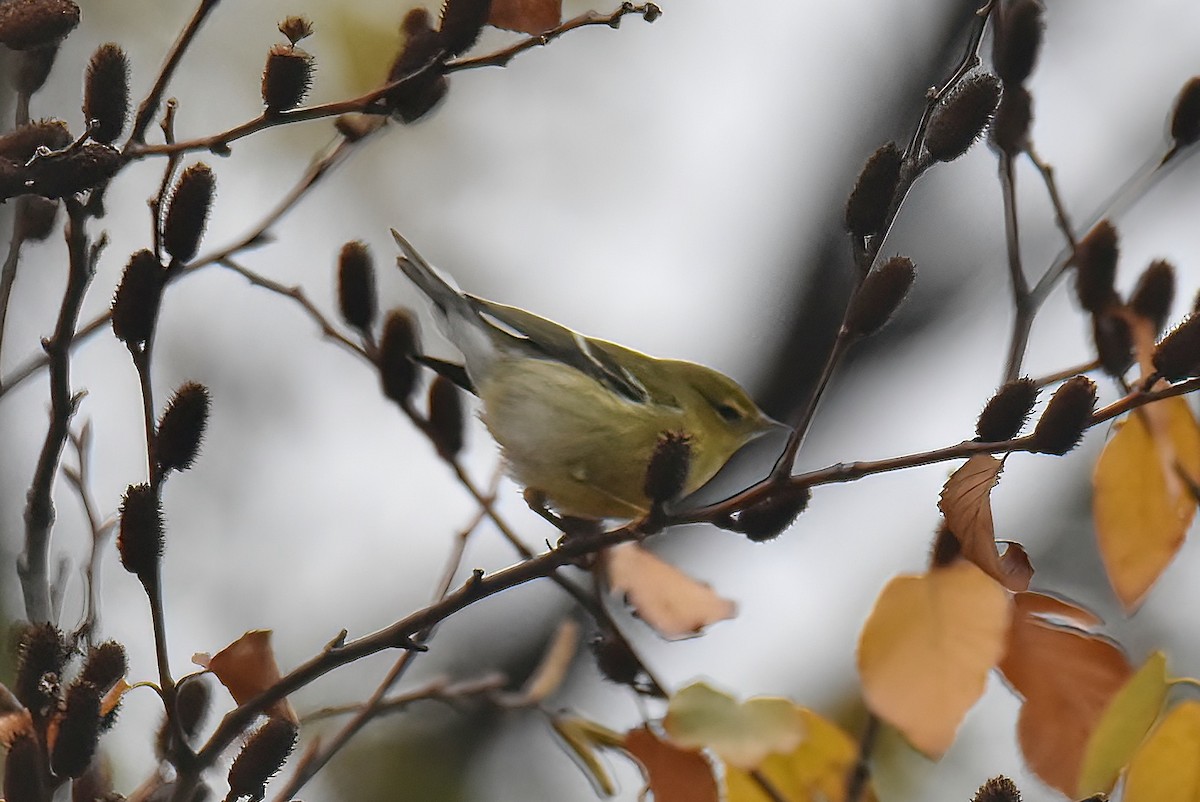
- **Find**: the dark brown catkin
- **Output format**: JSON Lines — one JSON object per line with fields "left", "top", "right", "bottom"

{"left": 428, "top": 375, "right": 465, "bottom": 459}
{"left": 0, "top": 0, "right": 80, "bottom": 50}
{"left": 845, "top": 256, "right": 916, "bottom": 337}
{"left": 156, "top": 382, "right": 211, "bottom": 474}
{"left": 844, "top": 142, "right": 901, "bottom": 238}
{"left": 386, "top": 8, "right": 449, "bottom": 124}
{"left": 337, "top": 241, "right": 377, "bottom": 332}
{"left": 111, "top": 249, "right": 164, "bottom": 347}
{"left": 50, "top": 681, "right": 102, "bottom": 779}
{"left": 1030, "top": 376, "right": 1096, "bottom": 455}
{"left": 262, "top": 43, "right": 314, "bottom": 113}
{"left": 1130, "top": 259, "right": 1175, "bottom": 333}
{"left": 226, "top": 718, "right": 298, "bottom": 801}
{"left": 84, "top": 43, "right": 130, "bottom": 144}
{"left": 990, "top": 85, "right": 1032, "bottom": 156}
{"left": 439, "top": 0, "right": 492, "bottom": 57}
{"left": 973, "top": 775, "right": 1022, "bottom": 802}
{"left": 1072, "top": 220, "right": 1119, "bottom": 313}
{"left": 992, "top": 0, "right": 1044, "bottom": 86}
{"left": 117, "top": 484, "right": 163, "bottom": 582}
{"left": 976, "top": 378, "right": 1038, "bottom": 442}
{"left": 925, "top": 74, "right": 1002, "bottom": 162}
{"left": 1152, "top": 314, "right": 1200, "bottom": 382}
{"left": 379, "top": 310, "right": 420, "bottom": 404}
{"left": 1170, "top": 76, "right": 1200, "bottom": 147}
{"left": 162, "top": 162, "right": 215, "bottom": 264}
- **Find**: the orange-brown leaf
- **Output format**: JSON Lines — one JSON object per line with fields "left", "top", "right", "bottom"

{"left": 625, "top": 725, "right": 720, "bottom": 802}
{"left": 1093, "top": 396, "right": 1200, "bottom": 610}
{"left": 857, "top": 561, "right": 1011, "bottom": 757}
{"left": 997, "top": 592, "right": 1132, "bottom": 795}
{"left": 938, "top": 454, "right": 1034, "bottom": 591}
{"left": 606, "top": 543, "right": 736, "bottom": 640}
{"left": 489, "top": 0, "right": 561, "bottom": 33}
{"left": 195, "top": 630, "right": 298, "bottom": 723}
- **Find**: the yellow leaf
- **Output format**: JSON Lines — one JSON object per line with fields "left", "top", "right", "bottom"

{"left": 725, "top": 709, "right": 875, "bottom": 802}
{"left": 606, "top": 543, "right": 737, "bottom": 640}
{"left": 663, "top": 682, "right": 806, "bottom": 770}
{"left": 1123, "top": 700, "right": 1200, "bottom": 802}
{"left": 624, "top": 726, "right": 720, "bottom": 802}
{"left": 1077, "top": 651, "right": 1169, "bottom": 796}
{"left": 997, "top": 593, "right": 1132, "bottom": 795}
{"left": 1094, "top": 397, "right": 1200, "bottom": 610}
{"left": 857, "top": 561, "right": 1011, "bottom": 758}
{"left": 550, "top": 715, "right": 622, "bottom": 797}
{"left": 938, "top": 454, "right": 1034, "bottom": 591}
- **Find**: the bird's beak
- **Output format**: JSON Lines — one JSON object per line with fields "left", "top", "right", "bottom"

{"left": 753, "top": 413, "right": 792, "bottom": 440}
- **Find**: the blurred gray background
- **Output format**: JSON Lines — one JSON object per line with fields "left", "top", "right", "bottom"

{"left": 1, "top": 0, "right": 1198, "bottom": 799}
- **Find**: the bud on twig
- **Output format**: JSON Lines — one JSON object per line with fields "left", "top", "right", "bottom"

{"left": 84, "top": 43, "right": 130, "bottom": 144}
{"left": 111, "top": 249, "right": 164, "bottom": 347}
{"left": 118, "top": 483, "right": 163, "bottom": 582}
{"left": 156, "top": 382, "right": 211, "bottom": 474}
{"left": 50, "top": 681, "right": 101, "bottom": 779}
{"left": 277, "top": 15, "right": 314, "bottom": 45}
{"left": 844, "top": 142, "right": 901, "bottom": 238}
{"left": 0, "top": 119, "right": 71, "bottom": 163}
{"left": 845, "top": 256, "right": 915, "bottom": 338}
{"left": 262, "top": 43, "right": 314, "bottom": 114}
{"left": 387, "top": 9, "right": 449, "bottom": 124}
{"left": 990, "top": 85, "right": 1032, "bottom": 156}
{"left": 973, "top": 775, "right": 1022, "bottom": 802}
{"left": 976, "top": 377, "right": 1038, "bottom": 442}
{"left": 439, "top": 0, "right": 492, "bottom": 57}
{"left": 337, "top": 241, "right": 377, "bottom": 333}
{"left": 157, "top": 675, "right": 211, "bottom": 758}
{"left": 79, "top": 641, "right": 127, "bottom": 694}
{"left": 13, "top": 45, "right": 57, "bottom": 95}
{"left": 1130, "top": 259, "right": 1175, "bottom": 333}
{"left": 4, "top": 732, "right": 44, "bottom": 802}
{"left": 428, "top": 375, "right": 464, "bottom": 459}
{"left": 1072, "top": 220, "right": 1119, "bottom": 313}
{"left": 591, "top": 631, "right": 641, "bottom": 687}
{"left": 1092, "top": 310, "right": 1134, "bottom": 378}
{"left": 925, "top": 74, "right": 1002, "bottom": 162}
{"left": 15, "top": 195, "right": 58, "bottom": 241}
{"left": 162, "top": 162, "right": 215, "bottom": 264}
{"left": 25, "top": 142, "right": 121, "bottom": 198}
{"left": 643, "top": 431, "right": 691, "bottom": 505}
{"left": 728, "top": 485, "right": 811, "bottom": 542}
{"left": 379, "top": 310, "right": 420, "bottom": 404}
{"left": 226, "top": 718, "right": 298, "bottom": 802}
{"left": 1152, "top": 314, "right": 1200, "bottom": 382}
{"left": 993, "top": 0, "right": 1043, "bottom": 86}
{"left": 1170, "top": 76, "right": 1200, "bottom": 148}
{"left": 0, "top": 0, "right": 80, "bottom": 50}
{"left": 14, "top": 622, "right": 68, "bottom": 714}
{"left": 1030, "top": 376, "right": 1096, "bottom": 455}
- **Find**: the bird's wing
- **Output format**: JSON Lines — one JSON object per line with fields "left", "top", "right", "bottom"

{"left": 468, "top": 296, "right": 652, "bottom": 406}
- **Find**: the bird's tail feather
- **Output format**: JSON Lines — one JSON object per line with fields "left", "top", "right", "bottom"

{"left": 391, "top": 229, "right": 496, "bottom": 378}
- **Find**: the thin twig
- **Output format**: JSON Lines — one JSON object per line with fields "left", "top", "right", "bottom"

{"left": 18, "top": 199, "right": 101, "bottom": 624}
{"left": 270, "top": 508, "right": 492, "bottom": 801}
{"left": 62, "top": 423, "right": 117, "bottom": 645}
{"left": 446, "top": 3, "right": 662, "bottom": 72}
{"left": 999, "top": 151, "right": 1032, "bottom": 383}
{"left": 0, "top": 214, "right": 26, "bottom": 375}
{"left": 301, "top": 673, "right": 507, "bottom": 725}
{"left": 749, "top": 769, "right": 789, "bottom": 802}
{"left": 0, "top": 135, "right": 364, "bottom": 399}
{"left": 846, "top": 713, "right": 880, "bottom": 802}
{"left": 128, "top": 0, "right": 221, "bottom": 145}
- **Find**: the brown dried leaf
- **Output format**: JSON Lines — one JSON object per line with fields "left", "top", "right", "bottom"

{"left": 489, "top": 0, "right": 561, "bottom": 34}
{"left": 195, "top": 630, "right": 298, "bottom": 723}
{"left": 605, "top": 543, "right": 736, "bottom": 640}
{"left": 938, "top": 454, "right": 1034, "bottom": 591}
{"left": 625, "top": 725, "right": 720, "bottom": 802}
{"left": 997, "top": 592, "right": 1133, "bottom": 795}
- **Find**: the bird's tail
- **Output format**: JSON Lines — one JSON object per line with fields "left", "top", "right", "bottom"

{"left": 391, "top": 229, "right": 496, "bottom": 378}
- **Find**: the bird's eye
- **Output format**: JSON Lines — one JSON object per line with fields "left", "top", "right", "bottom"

{"left": 715, "top": 402, "right": 743, "bottom": 422}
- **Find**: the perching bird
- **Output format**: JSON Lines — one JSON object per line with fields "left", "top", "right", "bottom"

{"left": 393, "top": 230, "right": 779, "bottom": 520}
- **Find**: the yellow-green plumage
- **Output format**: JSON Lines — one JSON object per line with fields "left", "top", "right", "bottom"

{"left": 393, "top": 230, "right": 776, "bottom": 519}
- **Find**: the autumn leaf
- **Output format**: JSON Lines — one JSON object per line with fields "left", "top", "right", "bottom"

{"left": 1123, "top": 700, "right": 1200, "bottom": 802}
{"left": 997, "top": 592, "right": 1132, "bottom": 795}
{"left": 938, "top": 454, "right": 1034, "bottom": 591}
{"left": 489, "top": 0, "right": 562, "bottom": 34}
{"left": 1093, "top": 396, "right": 1200, "bottom": 610}
{"left": 725, "top": 708, "right": 875, "bottom": 802}
{"left": 194, "top": 630, "right": 298, "bottom": 723}
{"left": 663, "top": 682, "right": 805, "bottom": 770}
{"left": 500, "top": 618, "right": 579, "bottom": 706}
{"left": 1077, "top": 651, "right": 1169, "bottom": 797}
{"left": 550, "top": 715, "right": 623, "bottom": 797}
{"left": 624, "top": 726, "right": 720, "bottom": 802}
{"left": 605, "top": 543, "right": 737, "bottom": 640}
{"left": 856, "top": 561, "right": 1011, "bottom": 758}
